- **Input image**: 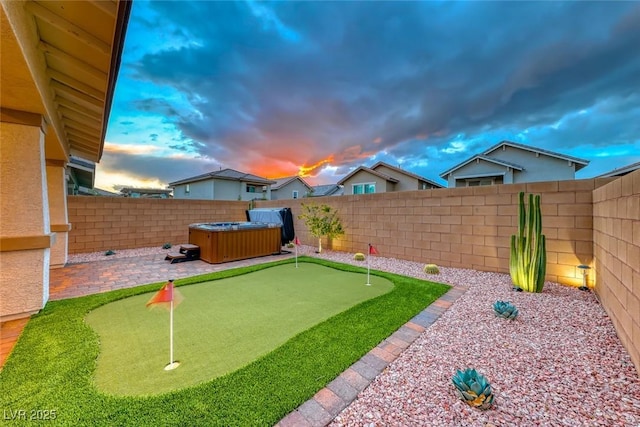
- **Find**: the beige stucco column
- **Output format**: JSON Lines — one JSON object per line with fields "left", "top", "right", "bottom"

{"left": 46, "top": 160, "right": 70, "bottom": 268}
{"left": 0, "top": 110, "right": 53, "bottom": 321}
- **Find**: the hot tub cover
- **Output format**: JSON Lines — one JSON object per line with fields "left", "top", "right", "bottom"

{"left": 246, "top": 208, "right": 295, "bottom": 245}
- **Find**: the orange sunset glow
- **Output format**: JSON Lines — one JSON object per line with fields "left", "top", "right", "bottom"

{"left": 298, "top": 157, "right": 334, "bottom": 177}
{"left": 243, "top": 156, "right": 335, "bottom": 185}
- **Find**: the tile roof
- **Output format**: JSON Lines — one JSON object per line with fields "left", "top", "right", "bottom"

{"left": 596, "top": 161, "right": 640, "bottom": 177}
{"left": 439, "top": 155, "right": 525, "bottom": 178}
{"left": 168, "top": 168, "right": 275, "bottom": 186}
{"left": 371, "top": 161, "right": 444, "bottom": 188}
{"left": 484, "top": 140, "right": 590, "bottom": 169}
{"left": 440, "top": 140, "right": 589, "bottom": 178}
{"left": 336, "top": 165, "right": 399, "bottom": 185}
{"left": 271, "top": 176, "right": 312, "bottom": 190}
{"left": 310, "top": 184, "right": 343, "bottom": 196}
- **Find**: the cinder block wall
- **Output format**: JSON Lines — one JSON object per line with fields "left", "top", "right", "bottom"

{"left": 260, "top": 178, "right": 608, "bottom": 286}
{"left": 593, "top": 169, "right": 640, "bottom": 374}
{"left": 68, "top": 178, "right": 605, "bottom": 286}
{"left": 67, "top": 197, "right": 249, "bottom": 253}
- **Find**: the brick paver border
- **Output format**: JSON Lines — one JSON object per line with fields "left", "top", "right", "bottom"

{"left": 276, "top": 286, "right": 467, "bottom": 427}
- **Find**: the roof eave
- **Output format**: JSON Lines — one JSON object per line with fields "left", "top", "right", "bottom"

{"left": 487, "top": 140, "right": 590, "bottom": 167}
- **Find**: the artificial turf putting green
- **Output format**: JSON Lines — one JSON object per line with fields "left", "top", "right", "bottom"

{"left": 0, "top": 257, "right": 450, "bottom": 426}
{"left": 85, "top": 263, "right": 393, "bottom": 396}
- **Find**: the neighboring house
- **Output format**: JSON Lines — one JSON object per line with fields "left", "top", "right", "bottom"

{"left": 270, "top": 176, "right": 313, "bottom": 200}
{"left": 338, "top": 161, "right": 443, "bottom": 195}
{"left": 440, "top": 141, "right": 590, "bottom": 187}
{"left": 597, "top": 161, "right": 640, "bottom": 178}
{"left": 66, "top": 156, "right": 95, "bottom": 195}
{"left": 90, "top": 188, "right": 121, "bottom": 197}
{"left": 120, "top": 187, "right": 173, "bottom": 198}
{"left": 168, "top": 168, "right": 275, "bottom": 201}
{"left": 309, "top": 184, "right": 344, "bottom": 197}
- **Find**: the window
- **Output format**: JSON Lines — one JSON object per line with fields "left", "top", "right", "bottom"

{"left": 185, "top": 184, "right": 190, "bottom": 194}
{"left": 466, "top": 179, "right": 493, "bottom": 187}
{"left": 246, "top": 185, "right": 256, "bottom": 193}
{"left": 353, "top": 183, "right": 375, "bottom": 194}
{"left": 292, "top": 190, "right": 299, "bottom": 199}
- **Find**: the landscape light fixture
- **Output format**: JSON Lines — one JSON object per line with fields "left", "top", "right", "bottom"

{"left": 577, "top": 264, "right": 591, "bottom": 291}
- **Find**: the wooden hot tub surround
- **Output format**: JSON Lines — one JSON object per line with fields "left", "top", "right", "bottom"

{"left": 188, "top": 222, "right": 282, "bottom": 264}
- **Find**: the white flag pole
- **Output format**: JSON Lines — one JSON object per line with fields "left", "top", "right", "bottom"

{"left": 295, "top": 243, "right": 298, "bottom": 268}
{"left": 366, "top": 244, "right": 371, "bottom": 286}
{"left": 164, "top": 286, "right": 179, "bottom": 370}
{"left": 169, "top": 299, "right": 174, "bottom": 364}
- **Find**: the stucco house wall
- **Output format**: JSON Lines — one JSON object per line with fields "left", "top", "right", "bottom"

{"left": 172, "top": 179, "right": 270, "bottom": 201}
{"left": 446, "top": 159, "right": 511, "bottom": 187}
{"left": 0, "top": 120, "right": 51, "bottom": 321}
{"left": 173, "top": 180, "right": 213, "bottom": 200}
{"left": 373, "top": 164, "right": 421, "bottom": 191}
{"left": 486, "top": 145, "right": 578, "bottom": 183}
{"left": 272, "top": 180, "right": 310, "bottom": 200}
{"left": 341, "top": 170, "right": 393, "bottom": 195}
{"left": 442, "top": 142, "right": 588, "bottom": 188}
{"left": 240, "top": 181, "right": 270, "bottom": 201}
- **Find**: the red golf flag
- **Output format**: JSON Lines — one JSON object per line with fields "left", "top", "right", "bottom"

{"left": 369, "top": 244, "right": 378, "bottom": 255}
{"left": 294, "top": 236, "right": 301, "bottom": 245}
{"left": 147, "top": 280, "right": 182, "bottom": 308}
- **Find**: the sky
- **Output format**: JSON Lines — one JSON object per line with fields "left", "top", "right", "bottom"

{"left": 98, "top": 0, "right": 640, "bottom": 191}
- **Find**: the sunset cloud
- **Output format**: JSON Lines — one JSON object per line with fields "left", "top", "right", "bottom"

{"left": 100, "top": 1, "right": 640, "bottom": 190}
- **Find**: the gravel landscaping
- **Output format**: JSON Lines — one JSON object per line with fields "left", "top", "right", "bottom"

{"left": 68, "top": 246, "right": 640, "bottom": 426}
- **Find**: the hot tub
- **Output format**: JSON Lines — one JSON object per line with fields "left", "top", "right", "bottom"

{"left": 188, "top": 222, "right": 282, "bottom": 264}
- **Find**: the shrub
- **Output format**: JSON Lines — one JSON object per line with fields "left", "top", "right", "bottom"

{"left": 298, "top": 203, "right": 344, "bottom": 253}
{"left": 353, "top": 253, "right": 365, "bottom": 261}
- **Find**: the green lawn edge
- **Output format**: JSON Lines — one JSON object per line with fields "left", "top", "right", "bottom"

{"left": 0, "top": 256, "right": 451, "bottom": 426}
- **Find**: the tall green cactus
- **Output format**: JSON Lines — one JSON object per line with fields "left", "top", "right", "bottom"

{"left": 509, "top": 192, "right": 547, "bottom": 292}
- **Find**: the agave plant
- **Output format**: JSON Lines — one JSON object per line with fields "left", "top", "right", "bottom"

{"left": 162, "top": 243, "right": 172, "bottom": 249}
{"left": 423, "top": 264, "right": 440, "bottom": 274}
{"left": 493, "top": 300, "right": 518, "bottom": 320}
{"left": 452, "top": 368, "right": 494, "bottom": 410}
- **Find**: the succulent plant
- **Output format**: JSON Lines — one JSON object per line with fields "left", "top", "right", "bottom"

{"left": 423, "top": 264, "right": 440, "bottom": 274}
{"left": 493, "top": 300, "right": 518, "bottom": 319}
{"left": 162, "top": 243, "right": 172, "bottom": 249}
{"left": 452, "top": 368, "right": 494, "bottom": 410}
{"left": 286, "top": 242, "right": 295, "bottom": 248}
{"left": 105, "top": 250, "right": 116, "bottom": 256}
{"left": 353, "top": 252, "right": 366, "bottom": 261}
